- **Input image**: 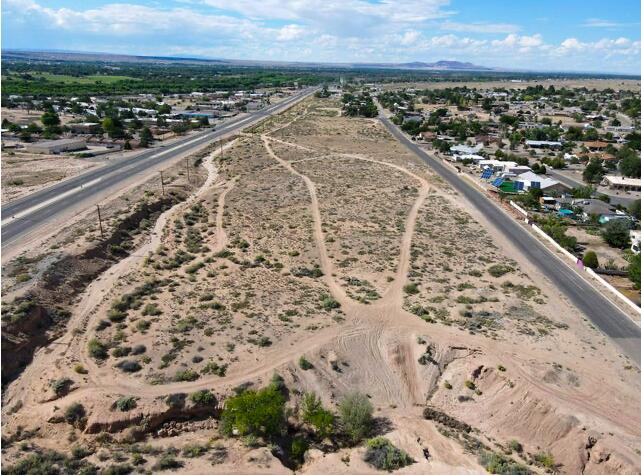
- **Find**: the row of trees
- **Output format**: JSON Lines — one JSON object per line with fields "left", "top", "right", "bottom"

{"left": 342, "top": 92, "right": 377, "bottom": 118}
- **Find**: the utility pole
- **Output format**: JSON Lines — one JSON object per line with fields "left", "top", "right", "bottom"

{"left": 96, "top": 204, "right": 104, "bottom": 239}
{"left": 159, "top": 170, "right": 165, "bottom": 196}
{"left": 220, "top": 139, "right": 223, "bottom": 159}
{"left": 186, "top": 159, "right": 190, "bottom": 183}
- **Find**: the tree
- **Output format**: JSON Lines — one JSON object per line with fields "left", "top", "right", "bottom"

{"left": 300, "top": 392, "right": 334, "bottom": 439}
{"left": 499, "top": 114, "right": 519, "bottom": 127}
{"left": 583, "top": 158, "right": 605, "bottom": 183}
{"left": 171, "top": 123, "right": 189, "bottom": 135}
{"left": 139, "top": 127, "right": 153, "bottom": 148}
{"left": 157, "top": 103, "right": 171, "bottom": 115}
{"left": 602, "top": 219, "right": 630, "bottom": 249}
{"left": 102, "top": 117, "right": 125, "bottom": 139}
{"left": 338, "top": 392, "right": 373, "bottom": 444}
{"left": 219, "top": 384, "right": 285, "bottom": 438}
{"left": 628, "top": 253, "right": 641, "bottom": 290}
{"left": 619, "top": 148, "right": 641, "bottom": 178}
{"left": 583, "top": 250, "right": 599, "bottom": 269}
{"left": 628, "top": 199, "right": 641, "bottom": 220}
{"left": 41, "top": 110, "right": 60, "bottom": 128}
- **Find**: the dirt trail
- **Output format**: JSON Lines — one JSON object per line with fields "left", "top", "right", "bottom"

{"left": 5, "top": 103, "right": 641, "bottom": 474}
{"left": 261, "top": 133, "right": 431, "bottom": 407}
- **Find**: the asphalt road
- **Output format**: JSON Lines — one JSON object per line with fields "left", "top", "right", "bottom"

{"left": 378, "top": 112, "right": 641, "bottom": 367}
{"left": 1, "top": 87, "right": 316, "bottom": 247}
{"left": 546, "top": 169, "right": 636, "bottom": 207}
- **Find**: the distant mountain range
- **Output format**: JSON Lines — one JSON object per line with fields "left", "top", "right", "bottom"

{"left": 352, "top": 60, "right": 491, "bottom": 70}
{"left": 1, "top": 49, "right": 492, "bottom": 71}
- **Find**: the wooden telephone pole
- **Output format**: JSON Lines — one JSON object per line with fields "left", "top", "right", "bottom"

{"left": 159, "top": 170, "right": 165, "bottom": 196}
{"left": 96, "top": 204, "right": 104, "bottom": 239}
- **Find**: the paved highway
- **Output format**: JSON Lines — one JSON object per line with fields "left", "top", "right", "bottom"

{"left": 378, "top": 111, "right": 641, "bottom": 367}
{"left": 1, "top": 87, "right": 316, "bottom": 247}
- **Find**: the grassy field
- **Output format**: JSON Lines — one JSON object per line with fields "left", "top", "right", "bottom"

{"left": 6, "top": 72, "right": 138, "bottom": 84}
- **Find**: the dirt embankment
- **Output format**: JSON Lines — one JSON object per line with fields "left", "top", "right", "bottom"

{"left": 1, "top": 193, "right": 186, "bottom": 386}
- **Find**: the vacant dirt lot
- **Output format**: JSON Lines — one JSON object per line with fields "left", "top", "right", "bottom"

{"left": 2, "top": 96, "right": 641, "bottom": 474}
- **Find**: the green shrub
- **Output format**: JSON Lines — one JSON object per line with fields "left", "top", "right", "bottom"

{"left": 152, "top": 454, "right": 183, "bottom": 471}
{"left": 508, "top": 439, "right": 523, "bottom": 453}
{"left": 107, "top": 308, "right": 127, "bottom": 323}
{"left": 582, "top": 250, "right": 599, "bottom": 269}
{"left": 117, "top": 360, "right": 142, "bottom": 373}
{"left": 51, "top": 378, "right": 73, "bottom": 396}
{"left": 174, "top": 369, "right": 199, "bottom": 382}
{"left": 189, "top": 390, "right": 217, "bottom": 406}
{"left": 628, "top": 253, "right": 641, "bottom": 290}
{"left": 201, "top": 361, "right": 227, "bottom": 376}
{"left": 487, "top": 264, "right": 514, "bottom": 278}
{"left": 533, "top": 451, "right": 555, "bottom": 469}
{"left": 3, "top": 450, "right": 98, "bottom": 475}
{"left": 478, "top": 450, "right": 530, "bottom": 474}
{"left": 219, "top": 384, "right": 285, "bottom": 438}
{"left": 298, "top": 356, "right": 314, "bottom": 370}
{"left": 142, "top": 303, "right": 162, "bottom": 316}
{"left": 363, "top": 437, "right": 415, "bottom": 471}
{"left": 301, "top": 392, "right": 334, "bottom": 438}
{"left": 182, "top": 443, "right": 209, "bottom": 458}
{"left": 101, "top": 463, "right": 134, "bottom": 475}
{"left": 291, "top": 437, "right": 309, "bottom": 464}
{"left": 403, "top": 283, "right": 419, "bottom": 295}
{"left": 112, "top": 346, "right": 131, "bottom": 358}
{"left": 88, "top": 339, "right": 108, "bottom": 360}
{"left": 464, "top": 380, "right": 476, "bottom": 390}
{"left": 64, "top": 403, "right": 86, "bottom": 426}
{"left": 74, "top": 364, "right": 88, "bottom": 374}
{"left": 321, "top": 295, "right": 340, "bottom": 310}
{"left": 338, "top": 392, "right": 373, "bottom": 444}
{"left": 115, "top": 396, "right": 137, "bottom": 412}
{"left": 602, "top": 219, "right": 630, "bottom": 249}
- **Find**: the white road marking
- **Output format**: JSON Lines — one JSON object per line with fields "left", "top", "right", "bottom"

{"left": 1, "top": 89, "right": 313, "bottom": 228}
{"left": 1, "top": 177, "right": 103, "bottom": 226}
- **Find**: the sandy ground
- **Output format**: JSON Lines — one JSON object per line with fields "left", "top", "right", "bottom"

{"left": 1, "top": 151, "right": 104, "bottom": 203}
{"left": 2, "top": 96, "right": 641, "bottom": 474}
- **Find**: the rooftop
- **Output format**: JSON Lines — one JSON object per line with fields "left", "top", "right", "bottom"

{"left": 604, "top": 176, "right": 641, "bottom": 187}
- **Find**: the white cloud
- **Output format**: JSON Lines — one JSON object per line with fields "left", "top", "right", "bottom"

{"left": 399, "top": 30, "right": 422, "bottom": 46}
{"left": 440, "top": 21, "right": 520, "bottom": 34}
{"left": 492, "top": 33, "right": 543, "bottom": 49}
{"left": 277, "top": 24, "right": 306, "bottom": 41}
{"left": 582, "top": 18, "right": 641, "bottom": 28}
{"left": 2, "top": 0, "right": 640, "bottom": 73}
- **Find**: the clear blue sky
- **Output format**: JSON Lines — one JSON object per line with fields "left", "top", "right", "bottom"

{"left": 3, "top": 0, "right": 640, "bottom": 73}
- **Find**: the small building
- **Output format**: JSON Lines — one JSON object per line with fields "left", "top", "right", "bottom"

{"left": 584, "top": 141, "right": 608, "bottom": 152}
{"left": 606, "top": 125, "right": 634, "bottom": 135}
{"left": 478, "top": 160, "right": 518, "bottom": 172}
{"left": 25, "top": 138, "right": 87, "bottom": 154}
{"left": 603, "top": 176, "right": 641, "bottom": 191}
{"left": 451, "top": 143, "right": 483, "bottom": 155}
{"left": 514, "top": 171, "right": 569, "bottom": 194}
{"left": 474, "top": 134, "right": 501, "bottom": 146}
{"left": 572, "top": 199, "right": 615, "bottom": 220}
{"left": 68, "top": 122, "right": 101, "bottom": 134}
{"left": 403, "top": 112, "right": 424, "bottom": 123}
{"left": 419, "top": 131, "right": 436, "bottom": 142}
{"left": 525, "top": 140, "right": 563, "bottom": 149}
